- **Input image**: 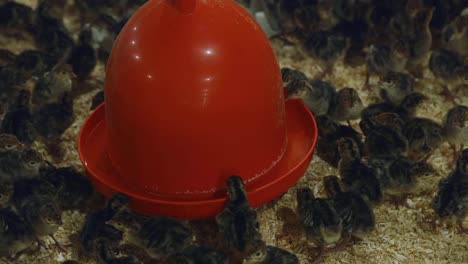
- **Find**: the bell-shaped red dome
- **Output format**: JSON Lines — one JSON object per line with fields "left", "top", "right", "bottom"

{"left": 78, "top": 0, "right": 317, "bottom": 219}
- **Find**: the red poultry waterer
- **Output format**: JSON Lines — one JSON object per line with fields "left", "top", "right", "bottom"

{"left": 78, "top": 0, "right": 318, "bottom": 219}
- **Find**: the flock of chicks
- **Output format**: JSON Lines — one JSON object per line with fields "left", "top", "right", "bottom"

{"left": 0, "top": 0, "right": 466, "bottom": 263}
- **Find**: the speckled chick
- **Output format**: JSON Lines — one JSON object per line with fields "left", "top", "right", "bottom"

{"left": 323, "top": 175, "right": 375, "bottom": 237}
{"left": 286, "top": 79, "right": 337, "bottom": 116}
{"left": 406, "top": 7, "right": 434, "bottom": 70}
{"left": 360, "top": 92, "right": 427, "bottom": 126}
{"left": 17, "top": 194, "right": 63, "bottom": 243}
{"left": 0, "top": 148, "right": 45, "bottom": 182}
{"left": 167, "top": 245, "right": 229, "bottom": 264}
{"left": 363, "top": 40, "right": 409, "bottom": 89}
{"left": 329, "top": 87, "right": 364, "bottom": 124}
{"left": 96, "top": 239, "right": 143, "bottom": 264}
{"left": 368, "top": 154, "right": 433, "bottom": 196}
{"left": 40, "top": 166, "right": 94, "bottom": 210}
{"left": 33, "top": 63, "right": 74, "bottom": 106}
{"left": 34, "top": 18, "right": 74, "bottom": 61}
{"left": 0, "top": 134, "right": 25, "bottom": 154}
{"left": 243, "top": 239, "right": 299, "bottom": 264}
{"left": 126, "top": 216, "right": 192, "bottom": 258}
{"left": 296, "top": 187, "right": 343, "bottom": 246}
{"left": 441, "top": 14, "right": 468, "bottom": 56}
{"left": 80, "top": 193, "right": 129, "bottom": 253}
{"left": 315, "top": 115, "right": 364, "bottom": 167}
{"left": 0, "top": 1, "right": 34, "bottom": 35}
{"left": 33, "top": 92, "right": 74, "bottom": 139}
{"left": 301, "top": 30, "right": 349, "bottom": 78}
{"left": 216, "top": 176, "right": 261, "bottom": 254}
{"left": 443, "top": 105, "right": 468, "bottom": 155}
{"left": 337, "top": 137, "right": 383, "bottom": 204}
{"left": 35, "top": 0, "right": 67, "bottom": 27}
{"left": 14, "top": 50, "right": 56, "bottom": 79}
{"left": 0, "top": 65, "right": 28, "bottom": 106}
{"left": 1, "top": 90, "right": 37, "bottom": 144}
{"left": 378, "top": 71, "right": 415, "bottom": 105}
{"left": 429, "top": 49, "right": 467, "bottom": 104}
{"left": 363, "top": 112, "right": 408, "bottom": 157}
{"left": 432, "top": 149, "right": 468, "bottom": 231}
{"left": 403, "top": 118, "right": 444, "bottom": 161}
{"left": 281, "top": 67, "right": 307, "bottom": 87}
{"left": 0, "top": 207, "right": 35, "bottom": 258}
{"left": 10, "top": 177, "right": 56, "bottom": 210}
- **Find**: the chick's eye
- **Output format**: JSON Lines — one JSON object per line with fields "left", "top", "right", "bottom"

{"left": 29, "top": 161, "right": 37, "bottom": 166}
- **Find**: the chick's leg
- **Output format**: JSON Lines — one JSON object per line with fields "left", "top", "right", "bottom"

{"left": 315, "top": 65, "right": 333, "bottom": 80}
{"left": 363, "top": 67, "right": 371, "bottom": 91}
{"left": 438, "top": 85, "right": 457, "bottom": 105}
{"left": 310, "top": 244, "right": 325, "bottom": 264}
{"left": 49, "top": 234, "right": 68, "bottom": 253}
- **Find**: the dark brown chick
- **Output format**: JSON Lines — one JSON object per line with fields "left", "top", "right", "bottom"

{"left": 14, "top": 50, "right": 56, "bottom": 79}
{"left": 403, "top": 117, "right": 444, "bottom": 161}
{"left": 443, "top": 105, "right": 468, "bottom": 158}
{"left": 300, "top": 30, "right": 349, "bottom": 78}
{"left": 363, "top": 112, "right": 408, "bottom": 157}
{"left": 429, "top": 49, "right": 467, "bottom": 104}
{"left": 369, "top": 154, "right": 433, "bottom": 198}
{"left": 323, "top": 175, "right": 375, "bottom": 238}
{"left": 80, "top": 193, "right": 129, "bottom": 254}
{"left": 34, "top": 19, "right": 74, "bottom": 61}
{"left": 216, "top": 176, "right": 261, "bottom": 255}
{"left": 315, "top": 115, "right": 364, "bottom": 167}
{"left": 432, "top": 148, "right": 468, "bottom": 232}
{"left": 337, "top": 137, "right": 383, "bottom": 204}
{"left": 1, "top": 90, "right": 37, "bottom": 144}
{"left": 40, "top": 166, "right": 94, "bottom": 210}
{"left": 296, "top": 187, "right": 343, "bottom": 247}
{"left": 69, "top": 29, "right": 97, "bottom": 81}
